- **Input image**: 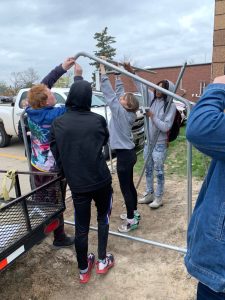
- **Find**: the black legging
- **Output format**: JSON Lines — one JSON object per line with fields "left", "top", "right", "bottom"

{"left": 197, "top": 282, "right": 225, "bottom": 300}
{"left": 116, "top": 148, "right": 137, "bottom": 219}
{"left": 71, "top": 184, "right": 113, "bottom": 270}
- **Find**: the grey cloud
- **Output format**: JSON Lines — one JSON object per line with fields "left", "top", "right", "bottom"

{"left": 0, "top": 0, "right": 215, "bottom": 84}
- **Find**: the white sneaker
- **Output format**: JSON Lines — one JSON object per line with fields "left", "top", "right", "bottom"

{"left": 120, "top": 211, "right": 141, "bottom": 221}
{"left": 149, "top": 196, "right": 163, "bottom": 209}
{"left": 138, "top": 192, "right": 154, "bottom": 204}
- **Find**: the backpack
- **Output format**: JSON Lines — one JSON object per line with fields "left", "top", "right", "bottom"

{"left": 167, "top": 108, "right": 182, "bottom": 142}
{"left": 150, "top": 98, "right": 182, "bottom": 143}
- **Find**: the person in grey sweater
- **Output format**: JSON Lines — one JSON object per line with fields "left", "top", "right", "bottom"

{"left": 124, "top": 63, "right": 176, "bottom": 209}
{"left": 100, "top": 60, "right": 140, "bottom": 233}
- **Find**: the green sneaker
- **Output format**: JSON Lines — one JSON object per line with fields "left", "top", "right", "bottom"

{"left": 120, "top": 211, "right": 141, "bottom": 221}
{"left": 118, "top": 219, "right": 139, "bottom": 233}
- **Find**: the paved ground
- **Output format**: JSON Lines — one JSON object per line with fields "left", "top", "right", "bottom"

{"left": 0, "top": 137, "right": 116, "bottom": 198}
{"left": 0, "top": 137, "right": 31, "bottom": 196}
{"left": 0, "top": 137, "right": 199, "bottom": 299}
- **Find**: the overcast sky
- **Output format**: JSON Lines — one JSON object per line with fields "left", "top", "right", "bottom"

{"left": 0, "top": 0, "right": 215, "bottom": 84}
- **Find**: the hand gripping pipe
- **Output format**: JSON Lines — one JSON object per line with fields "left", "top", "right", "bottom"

{"left": 20, "top": 111, "right": 35, "bottom": 189}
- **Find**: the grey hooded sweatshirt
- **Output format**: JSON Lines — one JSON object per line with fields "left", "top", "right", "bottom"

{"left": 101, "top": 75, "right": 136, "bottom": 150}
{"left": 135, "top": 79, "right": 176, "bottom": 145}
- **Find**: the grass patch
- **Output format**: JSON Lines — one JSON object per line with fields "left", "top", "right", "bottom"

{"left": 135, "top": 125, "right": 211, "bottom": 179}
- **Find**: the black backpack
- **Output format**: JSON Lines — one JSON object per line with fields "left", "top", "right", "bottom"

{"left": 167, "top": 108, "right": 182, "bottom": 142}
{"left": 150, "top": 99, "right": 182, "bottom": 143}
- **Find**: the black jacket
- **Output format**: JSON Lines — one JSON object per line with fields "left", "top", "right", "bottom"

{"left": 50, "top": 78, "right": 111, "bottom": 193}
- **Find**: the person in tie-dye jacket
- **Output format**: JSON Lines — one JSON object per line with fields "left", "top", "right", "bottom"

{"left": 26, "top": 57, "right": 75, "bottom": 248}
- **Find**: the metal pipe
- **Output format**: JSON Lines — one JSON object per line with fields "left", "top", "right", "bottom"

{"left": 73, "top": 51, "right": 191, "bottom": 109}
{"left": 131, "top": 61, "right": 192, "bottom": 226}
{"left": 104, "top": 105, "right": 115, "bottom": 174}
{"left": 20, "top": 111, "right": 35, "bottom": 189}
{"left": 187, "top": 142, "right": 192, "bottom": 223}
{"left": 64, "top": 220, "right": 187, "bottom": 254}
{"left": 106, "top": 58, "right": 157, "bottom": 74}
{"left": 142, "top": 84, "right": 150, "bottom": 149}
{"left": 79, "top": 51, "right": 192, "bottom": 219}
{"left": 136, "top": 62, "right": 188, "bottom": 189}
{"left": 71, "top": 52, "right": 193, "bottom": 246}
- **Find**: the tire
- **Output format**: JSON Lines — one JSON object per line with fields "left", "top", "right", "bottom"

{"left": 103, "top": 144, "right": 110, "bottom": 160}
{"left": 0, "top": 124, "right": 11, "bottom": 147}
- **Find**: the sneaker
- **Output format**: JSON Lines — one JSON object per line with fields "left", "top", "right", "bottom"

{"left": 96, "top": 253, "right": 114, "bottom": 274}
{"left": 118, "top": 219, "right": 139, "bottom": 233}
{"left": 138, "top": 192, "right": 154, "bottom": 204}
{"left": 149, "top": 196, "right": 163, "bottom": 209}
{"left": 120, "top": 211, "right": 141, "bottom": 221}
{"left": 79, "top": 253, "right": 95, "bottom": 284}
{"left": 53, "top": 235, "right": 74, "bottom": 248}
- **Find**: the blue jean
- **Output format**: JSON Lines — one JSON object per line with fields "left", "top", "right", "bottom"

{"left": 197, "top": 282, "right": 225, "bottom": 300}
{"left": 143, "top": 143, "right": 167, "bottom": 197}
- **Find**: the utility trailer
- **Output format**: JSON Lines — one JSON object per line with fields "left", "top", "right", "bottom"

{"left": 0, "top": 170, "right": 66, "bottom": 271}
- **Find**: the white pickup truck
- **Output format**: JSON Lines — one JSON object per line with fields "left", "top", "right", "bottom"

{"left": 0, "top": 88, "right": 145, "bottom": 151}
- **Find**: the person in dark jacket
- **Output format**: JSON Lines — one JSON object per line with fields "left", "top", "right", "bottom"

{"left": 50, "top": 62, "right": 114, "bottom": 284}
{"left": 26, "top": 57, "right": 75, "bottom": 248}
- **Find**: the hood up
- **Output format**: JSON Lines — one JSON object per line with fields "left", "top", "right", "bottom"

{"left": 66, "top": 79, "right": 92, "bottom": 111}
{"left": 154, "top": 79, "right": 175, "bottom": 102}
{"left": 166, "top": 80, "right": 175, "bottom": 102}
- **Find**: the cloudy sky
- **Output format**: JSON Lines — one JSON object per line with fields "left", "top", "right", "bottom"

{"left": 0, "top": 0, "right": 215, "bottom": 84}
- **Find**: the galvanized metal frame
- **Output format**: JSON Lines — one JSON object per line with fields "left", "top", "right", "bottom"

{"left": 69, "top": 52, "right": 193, "bottom": 253}
{"left": 19, "top": 51, "right": 193, "bottom": 254}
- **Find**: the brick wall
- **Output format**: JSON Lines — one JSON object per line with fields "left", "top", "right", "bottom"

{"left": 109, "top": 63, "right": 211, "bottom": 103}
{"left": 212, "top": 0, "right": 225, "bottom": 78}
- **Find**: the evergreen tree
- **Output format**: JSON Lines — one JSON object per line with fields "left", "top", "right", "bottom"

{"left": 90, "top": 27, "right": 116, "bottom": 85}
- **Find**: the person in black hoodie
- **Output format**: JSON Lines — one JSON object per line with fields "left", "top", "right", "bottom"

{"left": 50, "top": 62, "right": 114, "bottom": 284}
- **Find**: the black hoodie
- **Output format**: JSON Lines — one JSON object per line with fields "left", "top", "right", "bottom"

{"left": 50, "top": 77, "right": 111, "bottom": 193}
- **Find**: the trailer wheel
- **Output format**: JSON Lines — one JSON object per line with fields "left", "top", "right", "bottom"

{"left": 0, "top": 124, "right": 11, "bottom": 147}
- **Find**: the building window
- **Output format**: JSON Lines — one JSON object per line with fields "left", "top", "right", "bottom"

{"left": 195, "top": 81, "right": 208, "bottom": 98}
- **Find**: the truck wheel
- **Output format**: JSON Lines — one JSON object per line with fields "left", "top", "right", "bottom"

{"left": 0, "top": 124, "right": 11, "bottom": 147}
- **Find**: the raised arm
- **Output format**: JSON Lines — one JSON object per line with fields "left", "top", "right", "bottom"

{"left": 73, "top": 62, "right": 84, "bottom": 82}
{"left": 115, "top": 74, "right": 125, "bottom": 99}
{"left": 123, "top": 62, "right": 153, "bottom": 105}
{"left": 100, "top": 60, "right": 120, "bottom": 114}
{"left": 41, "top": 57, "right": 75, "bottom": 88}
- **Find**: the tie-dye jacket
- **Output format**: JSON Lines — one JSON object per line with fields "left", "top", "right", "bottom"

{"left": 26, "top": 64, "right": 66, "bottom": 172}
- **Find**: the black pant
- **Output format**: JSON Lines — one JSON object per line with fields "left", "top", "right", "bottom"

{"left": 116, "top": 149, "right": 137, "bottom": 219}
{"left": 197, "top": 282, "right": 225, "bottom": 300}
{"left": 71, "top": 184, "right": 113, "bottom": 270}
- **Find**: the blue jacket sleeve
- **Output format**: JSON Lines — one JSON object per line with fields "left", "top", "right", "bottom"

{"left": 186, "top": 83, "right": 225, "bottom": 161}
{"left": 41, "top": 65, "right": 66, "bottom": 89}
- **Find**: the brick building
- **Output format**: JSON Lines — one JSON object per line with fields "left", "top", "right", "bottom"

{"left": 113, "top": 63, "right": 211, "bottom": 102}
{"left": 109, "top": 1, "right": 224, "bottom": 103}
{"left": 212, "top": 0, "right": 225, "bottom": 78}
